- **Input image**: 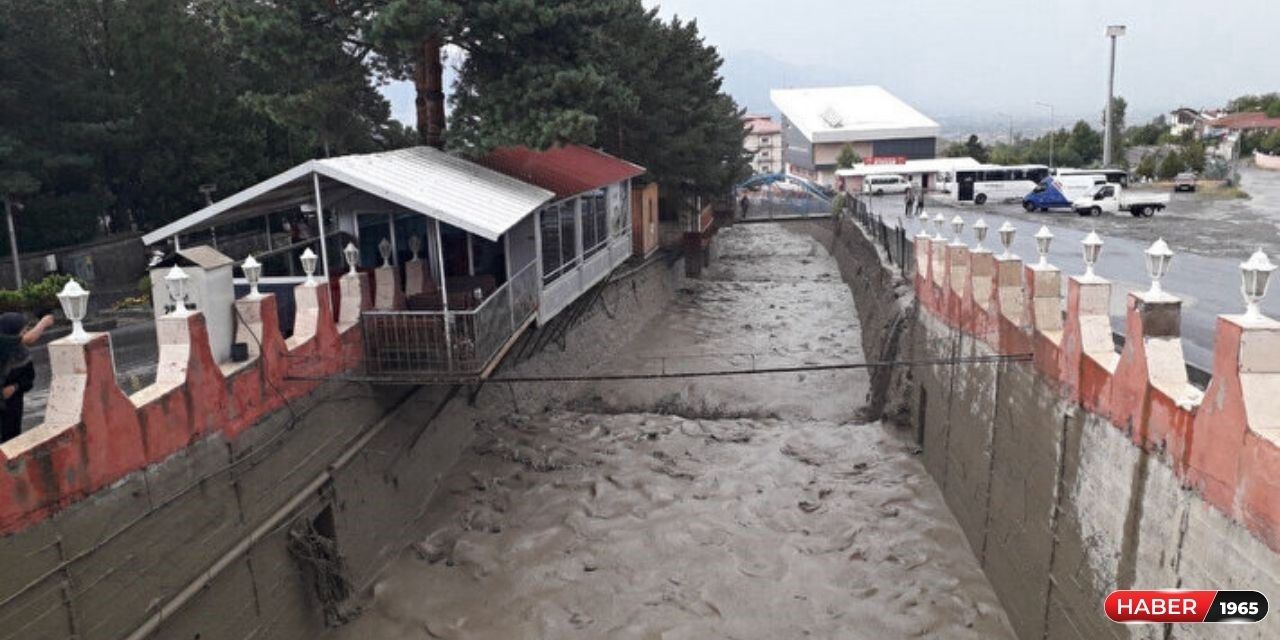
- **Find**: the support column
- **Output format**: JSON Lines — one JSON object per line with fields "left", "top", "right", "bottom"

{"left": 1061, "top": 275, "right": 1118, "bottom": 412}
{"left": 1024, "top": 262, "right": 1063, "bottom": 380}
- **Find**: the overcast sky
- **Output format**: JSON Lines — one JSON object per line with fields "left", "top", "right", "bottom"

{"left": 385, "top": 1, "right": 1278, "bottom": 130}
{"left": 643, "top": 0, "right": 1279, "bottom": 124}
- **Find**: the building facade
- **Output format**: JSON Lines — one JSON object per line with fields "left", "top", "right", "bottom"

{"left": 742, "top": 114, "right": 784, "bottom": 174}
{"left": 771, "top": 85, "right": 940, "bottom": 185}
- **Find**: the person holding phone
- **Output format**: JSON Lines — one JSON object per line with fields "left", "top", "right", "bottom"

{"left": 0, "top": 312, "right": 54, "bottom": 443}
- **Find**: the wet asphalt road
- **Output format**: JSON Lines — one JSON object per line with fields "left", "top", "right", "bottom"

{"left": 866, "top": 166, "right": 1280, "bottom": 371}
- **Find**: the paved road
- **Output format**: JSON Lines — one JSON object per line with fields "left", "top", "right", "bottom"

{"left": 863, "top": 167, "right": 1280, "bottom": 372}
{"left": 22, "top": 320, "right": 159, "bottom": 430}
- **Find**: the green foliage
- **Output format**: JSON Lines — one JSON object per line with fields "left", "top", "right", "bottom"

{"left": 1227, "top": 93, "right": 1280, "bottom": 115}
{"left": 1125, "top": 116, "right": 1169, "bottom": 147}
{"left": 1157, "top": 152, "right": 1186, "bottom": 180}
{"left": 0, "top": 0, "right": 406, "bottom": 255}
{"left": 982, "top": 120, "right": 1103, "bottom": 168}
{"left": 0, "top": 273, "right": 77, "bottom": 314}
{"left": 943, "top": 135, "right": 988, "bottom": 163}
{"left": 1135, "top": 154, "right": 1158, "bottom": 180}
{"left": 1102, "top": 96, "right": 1126, "bottom": 163}
{"left": 836, "top": 144, "right": 862, "bottom": 169}
{"left": 1258, "top": 130, "right": 1280, "bottom": 155}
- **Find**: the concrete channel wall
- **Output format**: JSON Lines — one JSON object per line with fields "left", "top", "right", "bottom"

{"left": 0, "top": 253, "right": 683, "bottom": 639}
{"left": 804, "top": 218, "right": 1280, "bottom": 640}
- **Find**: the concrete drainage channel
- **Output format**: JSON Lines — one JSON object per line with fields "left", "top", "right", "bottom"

{"left": 324, "top": 222, "right": 1014, "bottom": 638}
{"left": 805, "top": 218, "right": 1280, "bottom": 640}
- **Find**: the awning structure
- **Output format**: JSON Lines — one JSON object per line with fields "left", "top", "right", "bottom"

{"left": 479, "top": 145, "right": 646, "bottom": 200}
{"left": 141, "top": 146, "right": 556, "bottom": 246}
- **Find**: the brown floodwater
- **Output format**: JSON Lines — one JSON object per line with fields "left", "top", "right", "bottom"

{"left": 331, "top": 223, "right": 1013, "bottom": 639}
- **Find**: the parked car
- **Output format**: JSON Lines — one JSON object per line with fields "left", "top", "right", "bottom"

{"left": 862, "top": 174, "right": 911, "bottom": 196}
{"left": 1173, "top": 172, "right": 1198, "bottom": 192}
{"left": 1072, "top": 183, "right": 1169, "bottom": 218}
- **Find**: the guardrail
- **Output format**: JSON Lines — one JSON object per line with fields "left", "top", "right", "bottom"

{"left": 847, "top": 196, "right": 914, "bottom": 279}
{"left": 361, "top": 261, "right": 537, "bottom": 378}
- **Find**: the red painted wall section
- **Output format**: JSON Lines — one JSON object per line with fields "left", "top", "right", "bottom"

{"left": 1110, "top": 292, "right": 1201, "bottom": 453}
{"left": 1187, "top": 317, "right": 1280, "bottom": 521}
{"left": 966, "top": 251, "right": 997, "bottom": 345}
{"left": 0, "top": 272, "right": 367, "bottom": 535}
{"left": 993, "top": 256, "right": 1030, "bottom": 356}
{"left": 1024, "top": 263, "right": 1063, "bottom": 383}
{"left": 0, "top": 334, "right": 145, "bottom": 531}
{"left": 908, "top": 233, "right": 1280, "bottom": 554}
{"left": 945, "top": 244, "right": 969, "bottom": 327}
{"left": 1060, "top": 277, "right": 1117, "bottom": 416}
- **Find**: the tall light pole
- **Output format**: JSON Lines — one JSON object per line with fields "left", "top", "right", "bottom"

{"left": 1103, "top": 25, "right": 1126, "bottom": 167}
{"left": 3, "top": 195, "right": 21, "bottom": 289}
{"left": 1035, "top": 101, "right": 1056, "bottom": 171}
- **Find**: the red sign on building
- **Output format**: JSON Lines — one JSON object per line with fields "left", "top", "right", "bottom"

{"left": 865, "top": 156, "right": 907, "bottom": 165}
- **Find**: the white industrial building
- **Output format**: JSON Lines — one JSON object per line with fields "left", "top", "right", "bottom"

{"left": 770, "top": 85, "right": 940, "bottom": 185}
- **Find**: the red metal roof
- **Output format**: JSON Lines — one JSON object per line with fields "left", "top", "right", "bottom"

{"left": 479, "top": 145, "right": 646, "bottom": 200}
{"left": 1210, "top": 112, "right": 1280, "bottom": 130}
{"left": 744, "top": 116, "right": 781, "bottom": 135}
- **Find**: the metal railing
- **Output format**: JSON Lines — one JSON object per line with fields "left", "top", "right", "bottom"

{"left": 847, "top": 196, "right": 914, "bottom": 278}
{"left": 360, "top": 261, "right": 538, "bottom": 379}
{"left": 741, "top": 193, "right": 831, "bottom": 221}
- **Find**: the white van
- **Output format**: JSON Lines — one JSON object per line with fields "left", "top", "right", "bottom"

{"left": 862, "top": 175, "right": 911, "bottom": 195}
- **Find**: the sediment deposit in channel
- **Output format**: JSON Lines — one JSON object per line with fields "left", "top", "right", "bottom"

{"left": 333, "top": 223, "right": 1013, "bottom": 639}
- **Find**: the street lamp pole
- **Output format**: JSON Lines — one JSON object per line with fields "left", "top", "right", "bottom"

{"left": 1103, "top": 25, "right": 1126, "bottom": 167}
{"left": 3, "top": 195, "right": 21, "bottom": 289}
{"left": 1035, "top": 101, "right": 1055, "bottom": 171}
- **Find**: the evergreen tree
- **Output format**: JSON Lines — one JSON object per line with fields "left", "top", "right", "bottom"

{"left": 1157, "top": 152, "right": 1186, "bottom": 180}
{"left": 836, "top": 144, "right": 862, "bottom": 168}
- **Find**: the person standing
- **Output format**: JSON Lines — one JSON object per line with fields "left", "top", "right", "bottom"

{"left": 739, "top": 194, "right": 751, "bottom": 220}
{"left": 903, "top": 181, "right": 915, "bottom": 216}
{"left": 0, "top": 312, "right": 54, "bottom": 443}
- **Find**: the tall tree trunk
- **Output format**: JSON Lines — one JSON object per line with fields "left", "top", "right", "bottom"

{"left": 414, "top": 35, "right": 446, "bottom": 149}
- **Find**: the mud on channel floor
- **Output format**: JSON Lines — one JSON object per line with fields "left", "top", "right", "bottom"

{"left": 331, "top": 223, "right": 1013, "bottom": 639}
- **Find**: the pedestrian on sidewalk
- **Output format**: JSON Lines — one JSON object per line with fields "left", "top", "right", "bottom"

{"left": 903, "top": 182, "right": 915, "bottom": 216}
{"left": 739, "top": 194, "right": 750, "bottom": 220}
{"left": 0, "top": 312, "right": 54, "bottom": 443}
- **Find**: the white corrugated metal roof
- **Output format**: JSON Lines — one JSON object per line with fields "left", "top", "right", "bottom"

{"left": 770, "top": 86, "right": 940, "bottom": 145}
{"left": 142, "top": 146, "right": 555, "bottom": 245}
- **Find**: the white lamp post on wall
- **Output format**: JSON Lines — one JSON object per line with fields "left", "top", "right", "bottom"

{"left": 1144, "top": 239, "right": 1173, "bottom": 297}
{"left": 1240, "top": 248, "right": 1276, "bottom": 321}
{"left": 242, "top": 254, "right": 262, "bottom": 298}
{"left": 343, "top": 242, "right": 360, "bottom": 276}
{"left": 165, "top": 266, "right": 191, "bottom": 317}
{"left": 57, "top": 280, "right": 90, "bottom": 342}
{"left": 1034, "top": 226, "right": 1054, "bottom": 267}
{"left": 998, "top": 222, "right": 1017, "bottom": 259}
{"left": 300, "top": 247, "right": 318, "bottom": 286}
{"left": 1081, "top": 230, "right": 1104, "bottom": 279}
{"left": 972, "top": 218, "right": 989, "bottom": 252}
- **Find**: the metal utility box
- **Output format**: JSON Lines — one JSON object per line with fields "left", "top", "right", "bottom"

{"left": 150, "top": 246, "right": 236, "bottom": 363}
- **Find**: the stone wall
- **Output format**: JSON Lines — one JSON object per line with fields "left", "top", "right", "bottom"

{"left": 804, "top": 218, "right": 1280, "bottom": 639}
{"left": 0, "top": 252, "right": 684, "bottom": 639}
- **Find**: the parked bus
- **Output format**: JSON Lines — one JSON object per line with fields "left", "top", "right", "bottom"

{"left": 1022, "top": 174, "right": 1108, "bottom": 211}
{"left": 1055, "top": 168, "right": 1129, "bottom": 187}
{"left": 946, "top": 164, "right": 1050, "bottom": 204}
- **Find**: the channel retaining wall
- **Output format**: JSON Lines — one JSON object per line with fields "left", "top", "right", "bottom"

{"left": 804, "top": 218, "right": 1280, "bottom": 640}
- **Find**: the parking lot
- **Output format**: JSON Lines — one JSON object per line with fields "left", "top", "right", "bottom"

{"left": 862, "top": 165, "right": 1280, "bottom": 371}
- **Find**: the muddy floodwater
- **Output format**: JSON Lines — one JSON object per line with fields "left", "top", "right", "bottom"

{"left": 333, "top": 223, "right": 1013, "bottom": 639}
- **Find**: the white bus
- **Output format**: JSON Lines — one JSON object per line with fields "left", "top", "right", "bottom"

{"left": 946, "top": 164, "right": 1050, "bottom": 205}
{"left": 1055, "top": 168, "right": 1129, "bottom": 187}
